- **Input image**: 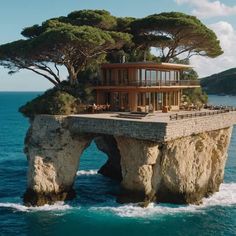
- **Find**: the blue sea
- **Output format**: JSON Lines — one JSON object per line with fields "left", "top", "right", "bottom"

{"left": 0, "top": 92, "right": 236, "bottom": 236}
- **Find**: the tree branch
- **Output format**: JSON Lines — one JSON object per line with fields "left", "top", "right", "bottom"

{"left": 24, "top": 66, "right": 59, "bottom": 86}
{"left": 54, "top": 63, "right": 60, "bottom": 77}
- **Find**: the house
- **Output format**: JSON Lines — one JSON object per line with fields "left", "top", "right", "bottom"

{"left": 92, "top": 62, "right": 200, "bottom": 112}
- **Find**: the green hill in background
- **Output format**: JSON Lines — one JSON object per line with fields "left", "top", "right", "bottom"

{"left": 201, "top": 68, "right": 236, "bottom": 95}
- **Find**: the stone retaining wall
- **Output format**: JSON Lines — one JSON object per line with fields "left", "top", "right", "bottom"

{"left": 68, "top": 112, "right": 236, "bottom": 141}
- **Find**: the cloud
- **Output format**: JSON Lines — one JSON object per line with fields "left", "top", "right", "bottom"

{"left": 191, "top": 21, "right": 236, "bottom": 77}
{"left": 175, "top": 0, "right": 236, "bottom": 18}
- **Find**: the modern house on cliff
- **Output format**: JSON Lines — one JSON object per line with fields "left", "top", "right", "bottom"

{"left": 93, "top": 62, "right": 200, "bottom": 112}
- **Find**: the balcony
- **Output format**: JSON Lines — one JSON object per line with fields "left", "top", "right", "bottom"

{"left": 95, "top": 79, "right": 200, "bottom": 87}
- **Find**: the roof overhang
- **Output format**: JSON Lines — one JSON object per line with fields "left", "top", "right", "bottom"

{"left": 101, "top": 62, "right": 193, "bottom": 70}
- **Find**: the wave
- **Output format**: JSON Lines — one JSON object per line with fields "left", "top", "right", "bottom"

{"left": 90, "top": 183, "right": 236, "bottom": 218}
{"left": 0, "top": 201, "right": 71, "bottom": 212}
{"left": 90, "top": 203, "right": 200, "bottom": 218}
{"left": 1, "top": 183, "right": 235, "bottom": 216}
{"left": 76, "top": 169, "right": 98, "bottom": 176}
{"left": 202, "top": 183, "right": 236, "bottom": 206}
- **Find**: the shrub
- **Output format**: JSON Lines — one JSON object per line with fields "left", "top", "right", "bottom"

{"left": 19, "top": 89, "right": 81, "bottom": 118}
{"left": 182, "top": 88, "right": 208, "bottom": 107}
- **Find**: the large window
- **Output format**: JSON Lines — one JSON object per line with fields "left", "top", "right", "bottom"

{"left": 157, "top": 70, "right": 180, "bottom": 85}
{"left": 102, "top": 68, "right": 181, "bottom": 86}
{"left": 104, "top": 69, "right": 112, "bottom": 85}
{"left": 141, "top": 69, "right": 146, "bottom": 85}
{"left": 146, "top": 70, "right": 157, "bottom": 85}
{"left": 117, "top": 69, "right": 128, "bottom": 85}
{"left": 170, "top": 71, "right": 175, "bottom": 81}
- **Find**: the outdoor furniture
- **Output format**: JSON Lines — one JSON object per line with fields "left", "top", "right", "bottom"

{"left": 162, "top": 106, "right": 169, "bottom": 113}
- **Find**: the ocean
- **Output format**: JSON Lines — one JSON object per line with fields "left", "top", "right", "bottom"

{"left": 0, "top": 92, "right": 235, "bottom": 236}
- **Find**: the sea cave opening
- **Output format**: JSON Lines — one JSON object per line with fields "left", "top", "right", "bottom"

{"left": 74, "top": 137, "right": 121, "bottom": 205}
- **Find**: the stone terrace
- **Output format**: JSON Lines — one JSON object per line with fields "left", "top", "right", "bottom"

{"left": 68, "top": 110, "right": 236, "bottom": 142}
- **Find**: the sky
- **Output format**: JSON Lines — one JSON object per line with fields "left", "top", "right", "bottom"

{"left": 0, "top": 0, "right": 236, "bottom": 91}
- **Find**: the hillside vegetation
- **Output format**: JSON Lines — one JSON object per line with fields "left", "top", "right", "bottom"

{"left": 201, "top": 68, "right": 236, "bottom": 95}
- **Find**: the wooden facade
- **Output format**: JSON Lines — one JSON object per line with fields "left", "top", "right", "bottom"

{"left": 92, "top": 62, "right": 200, "bottom": 112}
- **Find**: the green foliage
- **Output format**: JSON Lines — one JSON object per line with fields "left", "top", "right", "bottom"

{"left": 178, "top": 63, "right": 208, "bottom": 106}
{"left": 106, "top": 48, "right": 159, "bottom": 63}
{"left": 67, "top": 10, "right": 117, "bottom": 30}
{"left": 58, "top": 81, "right": 95, "bottom": 103}
{"left": 31, "top": 23, "right": 130, "bottom": 52}
{"left": 21, "top": 10, "right": 118, "bottom": 38}
{"left": 183, "top": 88, "right": 208, "bottom": 107}
{"left": 21, "top": 24, "right": 43, "bottom": 38}
{"left": 0, "top": 18, "right": 132, "bottom": 85}
{"left": 201, "top": 68, "right": 236, "bottom": 95}
{"left": 19, "top": 79, "right": 97, "bottom": 118}
{"left": 19, "top": 89, "right": 80, "bottom": 118}
{"left": 131, "top": 12, "right": 223, "bottom": 62}
{"left": 182, "top": 69, "right": 199, "bottom": 81}
{"left": 0, "top": 9, "right": 223, "bottom": 89}
{"left": 116, "top": 17, "right": 136, "bottom": 32}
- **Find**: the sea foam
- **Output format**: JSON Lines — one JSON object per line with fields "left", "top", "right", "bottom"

{"left": 1, "top": 183, "right": 235, "bottom": 216}
{"left": 90, "top": 183, "right": 236, "bottom": 218}
{"left": 0, "top": 201, "right": 71, "bottom": 212}
{"left": 76, "top": 169, "right": 98, "bottom": 176}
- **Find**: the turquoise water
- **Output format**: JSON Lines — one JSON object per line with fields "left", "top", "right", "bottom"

{"left": 0, "top": 93, "right": 235, "bottom": 236}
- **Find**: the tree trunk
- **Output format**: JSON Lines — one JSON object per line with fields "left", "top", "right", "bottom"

{"left": 143, "top": 50, "right": 147, "bottom": 62}
{"left": 70, "top": 78, "right": 79, "bottom": 85}
{"left": 68, "top": 68, "right": 79, "bottom": 86}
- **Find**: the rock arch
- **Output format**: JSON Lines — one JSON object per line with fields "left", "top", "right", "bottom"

{"left": 23, "top": 116, "right": 122, "bottom": 206}
{"left": 94, "top": 135, "right": 122, "bottom": 181}
{"left": 23, "top": 115, "right": 233, "bottom": 207}
{"left": 23, "top": 116, "right": 93, "bottom": 206}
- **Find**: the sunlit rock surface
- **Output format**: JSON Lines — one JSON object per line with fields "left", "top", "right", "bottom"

{"left": 24, "top": 115, "right": 233, "bottom": 206}
{"left": 116, "top": 128, "right": 232, "bottom": 204}
{"left": 24, "top": 116, "right": 92, "bottom": 206}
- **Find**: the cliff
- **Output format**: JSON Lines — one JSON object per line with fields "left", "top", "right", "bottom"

{"left": 116, "top": 128, "right": 232, "bottom": 204}
{"left": 24, "top": 116, "right": 92, "bottom": 206}
{"left": 23, "top": 114, "right": 234, "bottom": 206}
{"left": 201, "top": 68, "right": 236, "bottom": 95}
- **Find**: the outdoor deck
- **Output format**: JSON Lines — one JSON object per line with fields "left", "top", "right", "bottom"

{"left": 68, "top": 109, "right": 236, "bottom": 141}
{"left": 71, "top": 108, "right": 235, "bottom": 122}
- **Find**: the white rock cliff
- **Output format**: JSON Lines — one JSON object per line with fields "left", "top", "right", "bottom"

{"left": 24, "top": 115, "right": 233, "bottom": 206}
{"left": 116, "top": 127, "right": 232, "bottom": 204}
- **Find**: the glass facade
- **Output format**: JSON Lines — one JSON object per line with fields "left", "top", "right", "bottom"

{"left": 137, "top": 91, "right": 179, "bottom": 109}
{"left": 95, "top": 65, "right": 198, "bottom": 112}
{"left": 98, "top": 90, "right": 180, "bottom": 112}
{"left": 101, "top": 68, "right": 180, "bottom": 86}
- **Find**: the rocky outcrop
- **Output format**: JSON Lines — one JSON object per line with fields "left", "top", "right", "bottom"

{"left": 24, "top": 115, "right": 92, "bottom": 206}
{"left": 115, "top": 127, "right": 232, "bottom": 205}
{"left": 24, "top": 114, "right": 233, "bottom": 206}
{"left": 94, "top": 135, "right": 122, "bottom": 181}
{"left": 115, "top": 137, "right": 159, "bottom": 203}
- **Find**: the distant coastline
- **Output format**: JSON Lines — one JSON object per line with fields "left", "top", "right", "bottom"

{"left": 201, "top": 67, "right": 236, "bottom": 96}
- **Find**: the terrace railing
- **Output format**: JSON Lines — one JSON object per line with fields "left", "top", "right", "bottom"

{"left": 169, "top": 107, "right": 236, "bottom": 121}
{"left": 96, "top": 79, "right": 200, "bottom": 87}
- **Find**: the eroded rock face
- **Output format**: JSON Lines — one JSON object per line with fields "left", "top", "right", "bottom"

{"left": 115, "top": 127, "right": 233, "bottom": 204}
{"left": 24, "top": 115, "right": 233, "bottom": 206}
{"left": 115, "top": 137, "right": 159, "bottom": 203}
{"left": 94, "top": 135, "right": 122, "bottom": 181}
{"left": 24, "top": 115, "right": 92, "bottom": 206}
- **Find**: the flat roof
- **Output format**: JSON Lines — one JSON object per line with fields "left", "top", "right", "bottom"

{"left": 101, "top": 62, "right": 193, "bottom": 70}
